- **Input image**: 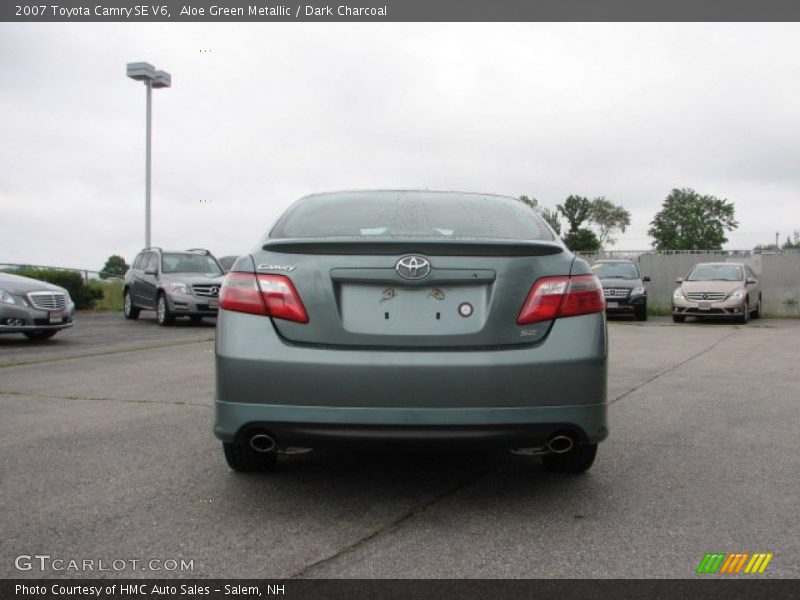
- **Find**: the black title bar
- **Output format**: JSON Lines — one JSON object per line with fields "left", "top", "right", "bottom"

{"left": 4, "top": 0, "right": 800, "bottom": 22}
{"left": 4, "top": 579, "right": 800, "bottom": 600}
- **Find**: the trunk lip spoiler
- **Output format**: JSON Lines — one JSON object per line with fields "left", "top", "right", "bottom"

{"left": 261, "top": 237, "right": 565, "bottom": 256}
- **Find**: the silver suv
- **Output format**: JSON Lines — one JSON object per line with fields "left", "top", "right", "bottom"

{"left": 123, "top": 248, "right": 224, "bottom": 326}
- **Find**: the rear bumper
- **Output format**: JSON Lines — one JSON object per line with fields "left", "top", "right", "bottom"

{"left": 215, "top": 402, "right": 608, "bottom": 447}
{"left": 214, "top": 310, "right": 608, "bottom": 446}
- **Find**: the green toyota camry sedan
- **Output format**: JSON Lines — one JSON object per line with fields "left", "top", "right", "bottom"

{"left": 214, "top": 191, "right": 608, "bottom": 473}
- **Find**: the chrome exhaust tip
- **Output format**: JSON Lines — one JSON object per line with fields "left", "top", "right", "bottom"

{"left": 546, "top": 434, "right": 575, "bottom": 454}
{"left": 249, "top": 433, "right": 276, "bottom": 453}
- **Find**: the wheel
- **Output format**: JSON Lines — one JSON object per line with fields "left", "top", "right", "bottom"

{"left": 635, "top": 305, "right": 647, "bottom": 321}
{"left": 542, "top": 443, "right": 598, "bottom": 474}
{"left": 190, "top": 315, "right": 203, "bottom": 323}
{"left": 738, "top": 299, "right": 750, "bottom": 324}
{"left": 123, "top": 289, "right": 140, "bottom": 320}
{"left": 752, "top": 295, "right": 762, "bottom": 319}
{"left": 223, "top": 441, "right": 278, "bottom": 472}
{"left": 24, "top": 330, "right": 58, "bottom": 341}
{"left": 672, "top": 314, "right": 685, "bottom": 323}
{"left": 156, "top": 293, "right": 175, "bottom": 326}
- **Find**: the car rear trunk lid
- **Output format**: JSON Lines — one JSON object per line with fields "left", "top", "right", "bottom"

{"left": 252, "top": 239, "right": 571, "bottom": 348}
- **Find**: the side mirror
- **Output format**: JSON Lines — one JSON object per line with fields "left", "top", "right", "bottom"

{"left": 675, "top": 277, "right": 683, "bottom": 284}
{"left": 643, "top": 276, "right": 651, "bottom": 282}
{"left": 145, "top": 268, "right": 157, "bottom": 276}
{"left": 746, "top": 277, "right": 757, "bottom": 284}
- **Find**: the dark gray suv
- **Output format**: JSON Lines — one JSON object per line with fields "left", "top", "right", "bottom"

{"left": 123, "top": 248, "right": 224, "bottom": 325}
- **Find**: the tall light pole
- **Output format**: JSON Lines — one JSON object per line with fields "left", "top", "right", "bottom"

{"left": 126, "top": 62, "right": 171, "bottom": 249}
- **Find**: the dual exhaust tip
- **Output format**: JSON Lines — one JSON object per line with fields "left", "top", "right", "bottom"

{"left": 546, "top": 433, "right": 575, "bottom": 454}
{"left": 248, "top": 432, "right": 277, "bottom": 453}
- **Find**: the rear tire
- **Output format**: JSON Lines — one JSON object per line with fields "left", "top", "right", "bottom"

{"left": 123, "top": 289, "right": 140, "bottom": 320}
{"left": 24, "top": 330, "right": 58, "bottom": 341}
{"left": 542, "top": 443, "right": 597, "bottom": 474}
{"left": 223, "top": 441, "right": 278, "bottom": 473}
{"left": 156, "top": 293, "right": 175, "bottom": 326}
{"left": 672, "top": 314, "right": 685, "bottom": 323}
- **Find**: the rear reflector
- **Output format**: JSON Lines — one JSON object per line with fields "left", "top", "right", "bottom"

{"left": 517, "top": 274, "right": 604, "bottom": 324}
{"left": 220, "top": 272, "right": 309, "bottom": 323}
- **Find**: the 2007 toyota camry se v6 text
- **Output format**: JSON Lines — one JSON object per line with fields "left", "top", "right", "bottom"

{"left": 214, "top": 191, "right": 608, "bottom": 474}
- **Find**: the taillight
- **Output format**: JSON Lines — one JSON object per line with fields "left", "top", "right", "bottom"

{"left": 257, "top": 274, "right": 309, "bottom": 323}
{"left": 517, "top": 274, "right": 604, "bottom": 324}
{"left": 220, "top": 272, "right": 309, "bottom": 323}
{"left": 558, "top": 274, "right": 605, "bottom": 318}
{"left": 220, "top": 272, "right": 265, "bottom": 315}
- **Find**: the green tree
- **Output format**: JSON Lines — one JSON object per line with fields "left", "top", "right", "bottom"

{"left": 99, "top": 254, "right": 130, "bottom": 279}
{"left": 648, "top": 188, "right": 738, "bottom": 250}
{"left": 563, "top": 228, "right": 601, "bottom": 253}
{"left": 590, "top": 197, "right": 631, "bottom": 247}
{"left": 540, "top": 208, "right": 562, "bottom": 235}
{"left": 519, "top": 195, "right": 562, "bottom": 235}
{"left": 557, "top": 195, "right": 593, "bottom": 233}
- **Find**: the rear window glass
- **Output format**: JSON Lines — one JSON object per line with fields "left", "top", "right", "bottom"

{"left": 269, "top": 192, "right": 555, "bottom": 241}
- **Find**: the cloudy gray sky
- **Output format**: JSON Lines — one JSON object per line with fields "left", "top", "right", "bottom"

{"left": 1, "top": 22, "right": 798, "bottom": 271}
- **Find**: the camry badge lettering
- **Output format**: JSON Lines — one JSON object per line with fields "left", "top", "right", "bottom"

{"left": 257, "top": 264, "right": 296, "bottom": 272}
{"left": 395, "top": 256, "right": 431, "bottom": 280}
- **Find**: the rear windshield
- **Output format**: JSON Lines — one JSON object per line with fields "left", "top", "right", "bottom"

{"left": 591, "top": 262, "right": 639, "bottom": 279}
{"left": 161, "top": 254, "right": 223, "bottom": 276}
{"left": 687, "top": 264, "right": 743, "bottom": 281}
{"left": 269, "top": 192, "right": 555, "bottom": 241}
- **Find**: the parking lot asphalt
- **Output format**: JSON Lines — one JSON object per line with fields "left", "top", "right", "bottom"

{"left": 0, "top": 312, "right": 798, "bottom": 578}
